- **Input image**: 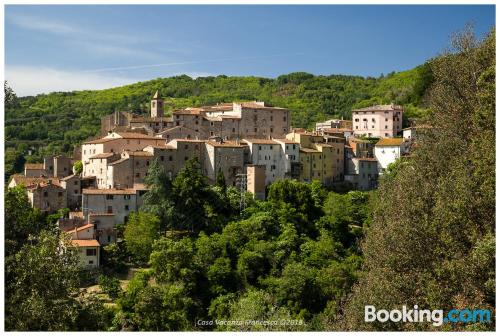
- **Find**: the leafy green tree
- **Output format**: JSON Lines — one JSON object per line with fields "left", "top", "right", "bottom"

{"left": 141, "top": 158, "right": 173, "bottom": 230}
{"left": 343, "top": 27, "right": 495, "bottom": 331}
{"left": 98, "top": 275, "right": 122, "bottom": 299}
{"left": 124, "top": 212, "right": 160, "bottom": 262}
{"left": 5, "top": 186, "right": 46, "bottom": 255}
{"left": 5, "top": 231, "right": 82, "bottom": 330}
{"left": 215, "top": 168, "right": 227, "bottom": 193}
{"left": 73, "top": 160, "right": 83, "bottom": 175}
{"left": 171, "top": 157, "right": 209, "bottom": 232}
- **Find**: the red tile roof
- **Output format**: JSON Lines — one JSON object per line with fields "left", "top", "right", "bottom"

{"left": 25, "top": 163, "right": 44, "bottom": 170}
{"left": 70, "top": 239, "right": 100, "bottom": 247}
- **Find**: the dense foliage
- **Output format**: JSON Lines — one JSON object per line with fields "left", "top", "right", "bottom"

{"left": 4, "top": 66, "right": 432, "bottom": 180}
{"left": 342, "top": 27, "right": 495, "bottom": 331}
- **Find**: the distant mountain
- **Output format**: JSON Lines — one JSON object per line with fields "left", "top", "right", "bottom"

{"left": 5, "top": 64, "right": 432, "bottom": 177}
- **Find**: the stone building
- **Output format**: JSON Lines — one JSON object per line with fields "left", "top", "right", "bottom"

{"left": 24, "top": 163, "right": 46, "bottom": 177}
{"left": 59, "top": 174, "right": 82, "bottom": 210}
{"left": 101, "top": 92, "right": 291, "bottom": 141}
{"left": 352, "top": 104, "right": 403, "bottom": 138}
{"left": 315, "top": 119, "right": 352, "bottom": 132}
{"left": 204, "top": 140, "right": 246, "bottom": 186}
{"left": 247, "top": 165, "right": 266, "bottom": 200}
{"left": 82, "top": 185, "right": 147, "bottom": 226}
{"left": 26, "top": 180, "right": 67, "bottom": 213}
{"left": 345, "top": 157, "right": 379, "bottom": 190}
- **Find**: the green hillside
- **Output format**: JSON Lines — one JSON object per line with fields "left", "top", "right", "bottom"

{"left": 5, "top": 64, "right": 432, "bottom": 178}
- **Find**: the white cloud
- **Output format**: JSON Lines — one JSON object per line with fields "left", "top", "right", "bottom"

{"left": 8, "top": 13, "right": 79, "bottom": 35}
{"left": 5, "top": 65, "right": 140, "bottom": 96}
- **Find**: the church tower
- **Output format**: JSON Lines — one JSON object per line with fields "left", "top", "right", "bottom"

{"left": 151, "top": 90, "right": 164, "bottom": 118}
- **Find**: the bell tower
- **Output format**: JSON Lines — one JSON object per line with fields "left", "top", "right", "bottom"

{"left": 151, "top": 90, "right": 164, "bottom": 118}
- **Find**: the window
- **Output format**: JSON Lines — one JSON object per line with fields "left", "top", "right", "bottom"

{"left": 176, "top": 121, "right": 180, "bottom": 126}
{"left": 195, "top": 121, "right": 199, "bottom": 125}
{"left": 135, "top": 173, "right": 140, "bottom": 178}
{"left": 184, "top": 144, "right": 188, "bottom": 149}
{"left": 125, "top": 205, "right": 129, "bottom": 211}
{"left": 355, "top": 118, "right": 359, "bottom": 122}
{"left": 86, "top": 248, "right": 96, "bottom": 256}
{"left": 169, "top": 156, "right": 173, "bottom": 161}
{"left": 152, "top": 101, "right": 156, "bottom": 108}
{"left": 185, "top": 157, "right": 188, "bottom": 161}
{"left": 210, "top": 122, "right": 214, "bottom": 126}
{"left": 136, "top": 161, "right": 139, "bottom": 166}
{"left": 161, "top": 156, "right": 164, "bottom": 161}
{"left": 58, "top": 192, "right": 63, "bottom": 197}
{"left": 259, "top": 145, "right": 262, "bottom": 150}
{"left": 232, "top": 128, "right": 236, "bottom": 133}
{"left": 355, "top": 126, "right": 358, "bottom": 129}
{"left": 210, "top": 131, "right": 214, "bottom": 136}
{"left": 283, "top": 116, "right": 287, "bottom": 122}
{"left": 385, "top": 133, "right": 389, "bottom": 137}
{"left": 107, "top": 206, "right": 113, "bottom": 214}
{"left": 385, "top": 125, "right": 388, "bottom": 129}
{"left": 270, "top": 116, "right": 273, "bottom": 121}
{"left": 74, "top": 181, "right": 78, "bottom": 185}
{"left": 270, "top": 127, "right": 273, "bottom": 133}
{"left": 372, "top": 118, "right": 375, "bottom": 122}
{"left": 283, "top": 128, "right": 287, "bottom": 132}
{"left": 254, "top": 128, "right": 258, "bottom": 133}
{"left": 74, "top": 190, "right": 78, "bottom": 194}
{"left": 106, "top": 194, "right": 114, "bottom": 200}
{"left": 372, "top": 125, "right": 375, "bottom": 129}
{"left": 124, "top": 195, "right": 131, "bottom": 200}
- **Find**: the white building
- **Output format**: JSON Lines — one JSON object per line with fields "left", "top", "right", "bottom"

{"left": 374, "top": 138, "right": 406, "bottom": 173}
{"left": 242, "top": 139, "right": 292, "bottom": 185}
{"left": 64, "top": 223, "right": 100, "bottom": 268}
{"left": 82, "top": 186, "right": 147, "bottom": 226}
{"left": 273, "top": 139, "right": 300, "bottom": 179}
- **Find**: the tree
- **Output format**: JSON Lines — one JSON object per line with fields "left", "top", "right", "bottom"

{"left": 73, "top": 160, "right": 83, "bottom": 175}
{"left": 5, "top": 186, "right": 46, "bottom": 256}
{"left": 5, "top": 81, "right": 19, "bottom": 109}
{"left": 215, "top": 168, "right": 227, "bottom": 193}
{"left": 124, "top": 212, "right": 160, "bottom": 262}
{"left": 5, "top": 231, "right": 82, "bottom": 330}
{"left": 98, "top": 275, "right": 122, "bottom": 299}
{"left": 141, "top": 158, "right": 173, "bottom": 230}
{"left": 170, "top": 157, "right": 209, "bottom": 232}
{"left": 342, "top": 27, "right": 495, "bottom": 331}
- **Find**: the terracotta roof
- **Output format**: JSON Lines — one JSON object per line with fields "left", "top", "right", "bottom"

{"left": 243, "top": 139, "right": 279, "bottom": 145}
{"left": 322, "top": 128, "right": 353, "bottom": 133}
{"left": 108, "top": 157, "right": 129, "bottom": 166}
{"left": 60, "top": 174, "right": 78, "bottom": 181}
{"left": 352, "top": 104, "right": 403, "bottom": 112}
{"left": 153, "top": 90, "right": 160, "bottom": 99}
{"left": 126, "top": 151, "right": 154, "bottom": 157}
{"left": 83, "top": 188, "right": 137, "bottom": 195}
{"left": 89, "top": 152, "right": 116, "bottom": 159}
{"left": 11, "top": 175, "right": 60, "bottom": 187}
{"left": 375, "top": 138, "right": 405, "bottom": 146}
{"left": 241, "top": 102, "right": 286, "bottom": 110}
{"left": 27, "top": 181, "right": 64, "bottom": 189}
{"left": 206, "top": 141, "right": 245, "bottom": 148}
{"left": 65, "top": 223, "right": 94, "bottom": 233}
{"left": 83, "top": 137, "right": 117, "bottom": 144}
{"left": 157, "top": 125, "right": 196, "bottom": 134}
{"left": 70, "top": 239, "right": 100, "bottom": 247}
{"left": 113, "top": 132, "right": 159, "bottom": 140}
{"left": 273, "top": 139, "right": 299, "bottom": 144}
{"left": 173, "top": 109, "right": 202, "bottom": 115}
{"left": 25, "top": 163, "right": 44, "bottom": 170}
{"left": 89, "top": 213, "right": 116, "bottom": 217}
{"left": 144, "top": 143, "right": 175, "bottom": 149}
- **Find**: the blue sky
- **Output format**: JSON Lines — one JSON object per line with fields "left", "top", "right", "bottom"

{"left": 5, "top": 5, "right": 495, "bottom": 96}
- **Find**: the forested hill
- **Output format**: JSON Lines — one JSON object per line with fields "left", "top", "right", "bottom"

{"left": 5, "top": 64, "right": 432, "bottom": 177}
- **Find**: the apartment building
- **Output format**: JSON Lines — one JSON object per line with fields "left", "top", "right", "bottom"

{"left": 26, "top": 180, "right": 67, "bottom": 213}
{"left": 242, "top": 139, "right": 289, "bottom": 185}
{"left": 82, "top": 186, "right": 147, "bottom": 226}
{"left": 352, "top": 104, "right": 403, "bottom": 138}
{"left": 345, "top": 157, "right": 379, "bottom": 190}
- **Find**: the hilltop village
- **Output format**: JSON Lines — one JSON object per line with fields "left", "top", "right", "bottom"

{"left": 8, "top": 91, "right": 424, "bottom": 268}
